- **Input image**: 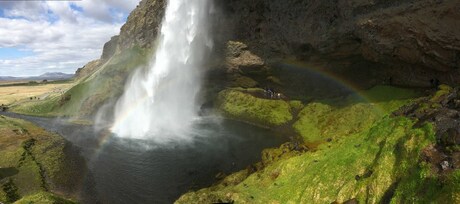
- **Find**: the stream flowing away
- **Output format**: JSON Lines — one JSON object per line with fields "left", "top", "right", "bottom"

{"left": 112, "top": 0, "right": 213, "bottom": 140}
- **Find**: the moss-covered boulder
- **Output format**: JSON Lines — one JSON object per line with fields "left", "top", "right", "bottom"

{"left": 216, "top": 89, "right": 295, "bottom": 127}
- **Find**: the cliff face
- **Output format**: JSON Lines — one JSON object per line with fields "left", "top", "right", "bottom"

{"left": 116, "top": 0, "right": 166, "bottom": 51}
{"left": 215, "top": 0, "right": 460, "bottom": 87}
{"left": 77, "top": 0, "right": 459, "bottom": 87}
{"left": 75, "top": 0, "right": 165, "bottom": 79}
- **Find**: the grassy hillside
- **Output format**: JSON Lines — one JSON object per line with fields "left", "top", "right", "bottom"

{"left": 177, "top": 85, "right": 460, "bottom": 203}
{"left": 11, "top": 46, "right": 150, "bottom": 118}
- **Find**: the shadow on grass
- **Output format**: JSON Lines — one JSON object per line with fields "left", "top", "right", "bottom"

{"left": 0, "top": 167, "right": 19, "bottom": 180}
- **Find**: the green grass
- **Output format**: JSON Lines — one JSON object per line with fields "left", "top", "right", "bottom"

{"left": 292, "top": 102, "right": 333, "bottom": 142}
{"left": 55, "top": 46, "right": 149, "bottom": 117}
{"left": 14, "top": 192, "right": 76, "bottom": 204}
{"left": 176, "top": 86, "right": 451, "bottom": 204}
{"left": 391, "top": 167, "right": 460, "bottom": 203}
{"left": 293, "top": 86, "right": 422, "bottom": 143}
{"left": 352, "top": 85, "right": 423, "bottom": 103}
{"left": 216, "top": 89, "right": 294, "bottom": 127}
{"left": 12, "top": 96, "right": 61, "bottom": 117}
{"left": 176, "top": 116, "right": 442, "bottom": 204}
{"left": 430, "top": 84, "right": 453, "bottom": 103}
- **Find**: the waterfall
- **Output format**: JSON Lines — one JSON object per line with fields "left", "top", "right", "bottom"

{"left": 111, "top": 0, "right": 213, "bottom": 140}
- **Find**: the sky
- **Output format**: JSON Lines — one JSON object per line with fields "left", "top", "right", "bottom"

{"left": 0, "top": 0, "right": 141, "bottom": 77}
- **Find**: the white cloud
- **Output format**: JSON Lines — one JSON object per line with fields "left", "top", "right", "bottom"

{"left": 0, "top": 1, "right": 48, "bottom": 21}
{"left": 0, "top": 0, "right": 141, "bottom": 76}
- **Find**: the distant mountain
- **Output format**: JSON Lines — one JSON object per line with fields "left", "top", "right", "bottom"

{"left": 35, "top": 72, "right": 74, "bottom": 80}
{"left": 0, "top": 76, "right": 19, "bottom": 81}
{"left": 0, "top": 72, "right": 74, "bottom": 81}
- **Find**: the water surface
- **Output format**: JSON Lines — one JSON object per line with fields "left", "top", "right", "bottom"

{"left": 1, "top": 112, "right": 286, "bottom": 203}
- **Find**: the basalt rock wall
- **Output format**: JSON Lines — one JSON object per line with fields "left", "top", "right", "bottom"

{"left": 79, "top": 0, "right": 460, "bottom": 87}
{"left": 213, "top": 0, "right": 460, "bottom": 87}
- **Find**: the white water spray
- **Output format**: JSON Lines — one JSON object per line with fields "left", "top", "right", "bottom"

{"left": 111, "top": 0, "right": 213, "bottom": 140}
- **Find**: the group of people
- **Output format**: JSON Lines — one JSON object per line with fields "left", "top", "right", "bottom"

{"left": 264, "top": 87, "right": 282, "bottom": 99}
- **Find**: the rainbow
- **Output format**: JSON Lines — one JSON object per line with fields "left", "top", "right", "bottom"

{"left": 78, "top": 58, "right": 419, "bottom": 199}
{"left": 278, "top": 59, "right": 375, "bottom": 101}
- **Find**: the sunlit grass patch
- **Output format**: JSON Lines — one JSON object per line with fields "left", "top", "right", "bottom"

{"left": 14, "top": 191, "right": 76, "bottom": 204}
{"left": 216, "top": 89, "right": 294, "bottom": 127}
{"left": 177, "top": 117, "right": 440, "bottom": 204}
{"left": 294, "top": 85, "right": 423, "bottom": 143}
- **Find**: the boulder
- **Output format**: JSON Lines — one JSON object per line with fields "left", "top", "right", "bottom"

{"left": 225, "top": 41, "right": 265, "bottom": 74}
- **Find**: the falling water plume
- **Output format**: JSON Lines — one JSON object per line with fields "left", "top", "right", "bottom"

{"left": 111, "top": 0, "right": 213, "bottom": 141}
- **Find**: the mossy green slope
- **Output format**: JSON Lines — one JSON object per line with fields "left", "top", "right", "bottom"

{"left": 293, "top": 86, "right": 421, "bottom": 143}
{"left": 293, "top": 103, "right": 382, "bottom": 143}
{"left": 11, "top": 46, "right": 150, "bottom": 117}
{"left": 0, "top": 116, "right": 79, "bottom": 203}
{"left": 177, "top": 86, "right": 457, "bottom": 204}
{"left": 177, "top": 116, "right": 459, "bottom": 203}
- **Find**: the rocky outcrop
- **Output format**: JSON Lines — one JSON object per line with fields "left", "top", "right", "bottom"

{"left": 75, "top": 60, "right": 102, "bottom": 79}
{"left": 225, "top": 41, "right": 265, "bottom": 74}
{"left": 393, "top": 85, "right": 460, "bottom": 171}
{"left": 75, "top": 0, "right": 165, "bottom": 79}
{"left": 117, "top": 0, "right": 166, "bottom": 51}
{"left": 101, "top": 35, "right": 119, "bottom": 60}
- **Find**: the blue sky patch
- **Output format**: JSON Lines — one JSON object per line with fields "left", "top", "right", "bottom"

{"left": 0, "top": 47, "right": 34, "bottom": 60}
{"left": 46, "top": 9, "right": 59, "bottom": 24}
{"left": 109, "top": 7, "right": 129, "bottom": 23}
{"left": 70, "top": 3, "right": 84, "bottom": 12}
